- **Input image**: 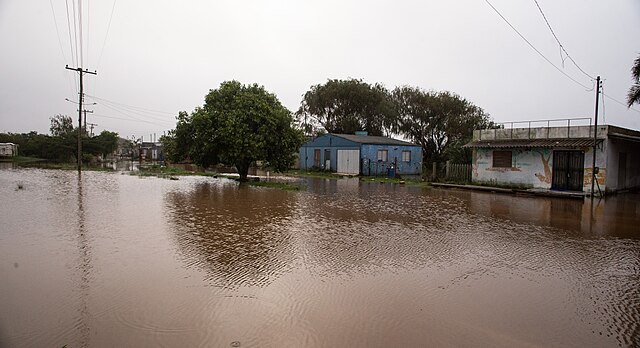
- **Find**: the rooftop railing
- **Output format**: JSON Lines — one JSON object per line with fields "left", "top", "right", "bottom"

{"left": 477, "top": 117, "right": 596, "bottom": 141}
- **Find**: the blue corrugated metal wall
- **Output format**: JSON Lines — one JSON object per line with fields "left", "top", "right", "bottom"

{"left": 360, "top": 144, "right": 422, "bottom": 175}
{"left": 298, "top": 134, "right": 423, "bottom": 176}
{"left": 299, "top": 134, "right": 359, "bottom": 171}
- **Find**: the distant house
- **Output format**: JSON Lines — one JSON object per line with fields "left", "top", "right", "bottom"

{"left": 0, "top": 143, "right": 18, "bottom": 158}
{"left": 139, "top": 142, "right": 164, "bottom": 162}
{"left": 464, "top": 121, "right": 640, "bottom": 194}
{"left": 299, "top": 132, "right": 422, "bottom": 176}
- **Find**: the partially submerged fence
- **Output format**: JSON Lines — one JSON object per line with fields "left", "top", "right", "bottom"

{"left": 427, "top": 161, "right": 472, "bottom": 183}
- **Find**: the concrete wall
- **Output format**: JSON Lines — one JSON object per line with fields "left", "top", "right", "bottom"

{"left": 604, "top": 138, "right": 640, "bottom": 191}
{"left": 360, "top": 144, "right": 422, "bottom": 176}
{"left": 472, "top": 144, "right": 607, "bottom": 192}
{"left": 474, "top": 125, "right": 608, "bottom": 141}
{"left": 473, "top": 148, "right": 552, "bottom": 188}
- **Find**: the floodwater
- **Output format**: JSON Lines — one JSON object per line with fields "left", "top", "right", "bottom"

{"left": 1, "top": 169, "right": 638, "bottom": 347}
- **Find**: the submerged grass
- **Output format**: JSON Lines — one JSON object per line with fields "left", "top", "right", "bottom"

{"left": 360, "top": 176, "right": 431, "bottom": 188}
{"left": 246, "top": 181, "right": 304, "bottom": 191}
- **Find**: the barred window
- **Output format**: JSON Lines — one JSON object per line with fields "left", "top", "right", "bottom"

{"left": 492, "top": 150, "right": 512, "bottom": 168}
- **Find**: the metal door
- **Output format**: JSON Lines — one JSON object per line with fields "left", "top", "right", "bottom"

{"left": 552, "top": 150, "right": 584, "bottom": 191}
{"left": 337, "top": 149, "right": 360, "bottom": 174}
{"left": 314, "top": 149, "right": 321, "bottom": 167}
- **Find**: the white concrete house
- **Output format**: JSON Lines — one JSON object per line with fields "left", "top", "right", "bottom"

{"left": 0, "top": 143, "right": 18, "bottom": 158}
{"left": 465, "top": 122, "right": 640, "bottom": 194}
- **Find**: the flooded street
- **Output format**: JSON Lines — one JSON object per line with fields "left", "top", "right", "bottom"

{"left": 1, "top": 168, "right": 639, "bottom": 347}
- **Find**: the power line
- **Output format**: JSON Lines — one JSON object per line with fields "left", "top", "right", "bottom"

{"left": 71, "top": 0, "right": 79, "bottom": 68}
{"left": 64, "top": 0, "right": 79, "bottom": 92}
{"left": 97, "top": 102, "right": 175, "bottom": 126}
{"left": 49, "top": 0, "right": 76, "bottom": 94}
{"left": 602, "top": 92, "right": 640, "bottom": 114}
{"left": 92, "top": 113, "right": 172, "bottom": 127}
{"left": 97, "top": 0, "right": 117, "bottom": 70}
{"left": 86, "top": 94, "right": 175, "bottom": 115}
{"left": 49, "top": 0, "right": 68, "bottom": 64}
{"left": 532, "top": 0, "right": 595, "bottom": 80}
{"left": 484, "top": 0, "right": 592, "bottom": 90}
{"left": 78, "top": 0, "right": 83, "bottom": 68}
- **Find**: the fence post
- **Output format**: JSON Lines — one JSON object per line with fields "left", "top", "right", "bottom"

{"left": 446, "top": 160, "right": 451, "bottom": 178}
{"left": 432, "top": 162, "right": 436, "bottom": 180}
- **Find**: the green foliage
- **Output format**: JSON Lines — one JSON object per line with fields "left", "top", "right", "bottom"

{"left": 84, "top": 131, "right": 119, "bottom": 158}
{"left": 297, "top": 79, "right": 398, "bottom": 136}
{"left": 628, "top": 54, "right": 640, "bottom": 108}
{"left": 49, "top": 114, "right": 74, "bottom": 137}
{"left": 0, "top": 119, "right": 120, "bottom": 162}
{"left": 392, "top": 87, "right": 492, "bottom": 164}
{"left": 168, "top": 81, "right": 303, "bottom": 181}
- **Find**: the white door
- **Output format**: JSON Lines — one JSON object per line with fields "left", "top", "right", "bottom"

{"left": 337, "top": 149, "right": 360, "bottom": 175}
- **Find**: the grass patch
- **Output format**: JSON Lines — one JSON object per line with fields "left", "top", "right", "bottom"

{"left": 246, "top": 180, "right": 304, "bottom": 191}
{"left": 135, "top": 165, "right": 219, "bottom": 178}
{"left": 285, "top": 169, "right": 348, "bottom": 179}
{"left": 360, "top": 176, "right": 431, "bottom": 188}
{"left": 9, "top": 156, "right": 45, "bottom": 163}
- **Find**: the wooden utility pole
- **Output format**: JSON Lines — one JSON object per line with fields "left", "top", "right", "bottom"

{"left": 66, "top": 65, "right": 96, "bottom": 172}
{"left": 83, "top": 109, "right": 93, "bottom": 135}
{"left": 590, "top": 76, "right": 601, "bottom": 199}
{"left": 87, "top": 123, "right": 98, "bottom": 137}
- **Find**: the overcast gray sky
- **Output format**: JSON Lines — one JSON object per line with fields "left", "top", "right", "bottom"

{"left": 1, "top": 0, "right": 639, "bottom": 139}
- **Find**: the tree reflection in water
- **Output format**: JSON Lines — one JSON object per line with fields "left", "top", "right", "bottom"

{"left": 164, "top": 181, "right": 297, "bottom": 289}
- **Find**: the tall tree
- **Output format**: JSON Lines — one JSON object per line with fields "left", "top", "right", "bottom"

{"left": 393, "top": 86, "right": 492, "bottom": 164}
{"left": 49, "top": 114, "right": 74, "bottom": 137}
{"left": 297, "top": 79, "right": 397, "bottom": 136}
{"left": 169, "top": 81, "right": 302, "bottom": 181}
{"left": 627, "top": 54, "right": 640, "bottom": 107}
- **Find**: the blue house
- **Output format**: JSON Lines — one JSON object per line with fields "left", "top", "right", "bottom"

{"left": 299, "top": 132, "right": 423, "bottom": 176}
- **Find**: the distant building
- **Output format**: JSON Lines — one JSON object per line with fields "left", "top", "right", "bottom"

{"left": 465, "top": 121, "right": 640, "bottom": 194}
{"left": 139, "top": 142, "right": 164, "bottom": 162}
{"left": 0, "top": 143, "right": 18, "bottom": 158}
{"left": 299, "top": 132, "right": 422, "bottom": 176}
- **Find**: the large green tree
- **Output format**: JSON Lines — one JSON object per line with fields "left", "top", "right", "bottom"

{"left": 297, "top": 79, "right": 397, "bottom": 136}
{"left": 49, "top": 114, "right": 74, "bottom": 137}
{"left": 393, "top": 86, "right": 492, "bottom": 164}
{"left": 166, "top": 81, "right": 302, "bottom": 181}
{"left": 628, "top": 54, "right": 640, "bottom": 107}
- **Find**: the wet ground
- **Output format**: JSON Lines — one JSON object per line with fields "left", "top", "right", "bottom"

{"left": 0, "top": 168, "right": 638, "bottom": 347}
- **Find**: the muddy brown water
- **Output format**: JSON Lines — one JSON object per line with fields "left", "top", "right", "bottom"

{"left": 0, "top": 168, "right": 638, "bottom": 347}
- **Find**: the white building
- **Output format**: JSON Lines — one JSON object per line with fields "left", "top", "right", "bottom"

{"left": 465, "top": 122, "right": 640, "bottom": 194}
{"left": 0, "top": 143, "right": 18, "bottom": 158}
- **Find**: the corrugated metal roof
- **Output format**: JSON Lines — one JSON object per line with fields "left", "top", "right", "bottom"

{"left": 333, "top": 134, "right": 417, "bottom": 146}
{"left": 463, "top": 138, "right": 599, "bottom": 148}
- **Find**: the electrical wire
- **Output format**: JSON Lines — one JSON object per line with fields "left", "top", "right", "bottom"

{"left": 532, "top": 0, "right": 595, "bottom": 80}
{"left": 49, "top": 0, "right": 68, "bottom": 64}
{"left": 97, "top": 102, "right": 175, "bottom": 126}
{"left": 71, "top": 0, "right": 79, "bottom": 68}
{"left": 484, "top": 0, "right": 592, "bottom": 90}
{"left": 97, "top": 0, "right": 117, "bottom": 70}
{"left": 602, "top": 93, "right": 640, "bottom": 114}
{"left": 92, "top": 113, "right": 171, "bottom": 127}
{"left": 86, "top": 94, "right": 175, "bottom": 115}
{"left": 64, "top": 0, "right": 79, "bottom": 92}
{"left": 49, "top": 0, "right": 76, "bottom": 95}
{"left": 78, "top": 0, "right": 83, "bottom": 67}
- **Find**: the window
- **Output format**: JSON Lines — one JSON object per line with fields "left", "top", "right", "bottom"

{"left": 402, "top": 150, "right": 411, "bottom": 162}
{"left": 492, "top": 150, "right": 512, "bottom": 168}
{"left": 377, "top": 149, "right": 388, "bottom": 162}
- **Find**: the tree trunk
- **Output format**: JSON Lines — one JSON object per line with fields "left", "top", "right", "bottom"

{"left": 236, "top": 161, "right": 250, "bottom": 182}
